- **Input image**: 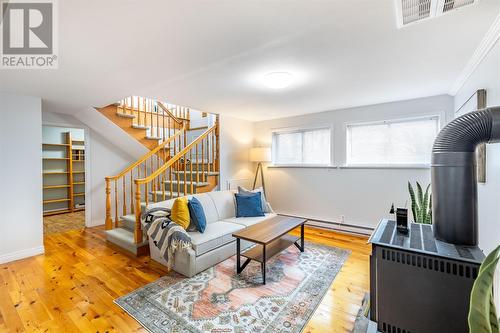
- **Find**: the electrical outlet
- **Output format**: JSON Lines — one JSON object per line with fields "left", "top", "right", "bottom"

{"left": 340, "top": 215, "right": 345, "bottom": 224}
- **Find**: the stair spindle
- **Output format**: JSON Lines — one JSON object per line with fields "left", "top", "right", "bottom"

{"left": 130, "top": 171, "right": 134, "bottom": 214}
{"left": 176, "top": 160, "right": 180, "bottom": 198}
{"left": 196, "top": 143, "right": 200, "bottom": 185}
{"left": 122, "top": 177, "right": 126, "bottom": 217}
{"left": 114, "top": 179, "right": 118, "bottom": 227}
{"left": 189, "top": 150, "right": 194, "bottom": 194}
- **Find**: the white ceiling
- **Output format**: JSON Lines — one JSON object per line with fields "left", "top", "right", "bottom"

{"left": 1, "top": 0, "right": 499, "bottom": 121}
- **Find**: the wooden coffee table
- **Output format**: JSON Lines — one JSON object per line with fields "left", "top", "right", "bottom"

{"left": 232, "top": 215, "right": 306, "bottom": 284}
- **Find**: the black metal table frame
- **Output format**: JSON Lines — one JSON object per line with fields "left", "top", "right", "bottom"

{"left": 235, "top": 223, "right": 305, "bottom": 284}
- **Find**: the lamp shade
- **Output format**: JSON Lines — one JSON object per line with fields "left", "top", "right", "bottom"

{"left": 249, "top": 147, "right": 271, "bottom": 162}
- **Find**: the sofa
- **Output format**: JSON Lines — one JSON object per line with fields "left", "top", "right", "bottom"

{"left": 147, "top": 190, "right": 276, "bottom": 277}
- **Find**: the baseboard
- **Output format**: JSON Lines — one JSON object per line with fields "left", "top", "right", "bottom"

{"left": 278, "top": 213, "right": 374, "bottom": 236}
{"left": 0, "top": 245, "right": 45, "bottom": 264}
{"left": 87, "top": 218, "right": 105, "bottom": 227}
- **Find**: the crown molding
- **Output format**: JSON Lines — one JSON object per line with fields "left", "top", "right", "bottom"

{"left": 449, "top": 13, "right": 500, "bottom": 96}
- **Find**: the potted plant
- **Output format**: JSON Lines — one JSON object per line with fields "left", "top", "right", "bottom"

{"left": 469, "top": 245, "right": 500, "bottom": 333}
{"left": 408, "top": 181, "right": 432, "bottom": 224}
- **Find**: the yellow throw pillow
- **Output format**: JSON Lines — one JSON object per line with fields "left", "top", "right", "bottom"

{"left": 171, "top": 197, "right": 190, "bottom": 230}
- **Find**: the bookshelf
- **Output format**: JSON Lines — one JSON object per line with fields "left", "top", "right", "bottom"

{"left": 42, "top": 131, "right": 86, "bottom": 216}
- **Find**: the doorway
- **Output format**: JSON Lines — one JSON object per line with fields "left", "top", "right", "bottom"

{"left": 42, "top": 125, "right": 86, "bottom": 234}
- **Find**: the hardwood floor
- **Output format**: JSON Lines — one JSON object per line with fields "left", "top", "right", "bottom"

{"left": 0, "top": 226, "right": 371, "bottom": 333}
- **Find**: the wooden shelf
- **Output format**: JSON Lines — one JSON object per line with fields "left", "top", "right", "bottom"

{"left": 43, "top": 143, "right": 70, "bottom": 147}
{"left": 241, "top": 235, "right": 299, "bottom": 263}
{"left": 44, "top": 208, "right": 72, "bottom": 216}
{"left": 43, "top": 185, "right": 70, "bottom": 189}
{"left": 42, "top": 132, "right": 86, "bottom": 215}
{"left": 43, "top": 198, "right": 71, "bottom": 204}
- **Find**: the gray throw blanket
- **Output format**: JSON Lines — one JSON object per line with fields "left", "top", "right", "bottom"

{"left": 142, "top": 207, "right": 192, "bottom": 269}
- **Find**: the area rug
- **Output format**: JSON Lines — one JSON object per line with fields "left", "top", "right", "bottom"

{"left": 115, "top": 242, "right": 350, "bottom": 333}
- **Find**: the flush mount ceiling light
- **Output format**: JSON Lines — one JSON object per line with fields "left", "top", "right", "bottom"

{"left": 262, "top": 72, "right": 294, "bottom": 89}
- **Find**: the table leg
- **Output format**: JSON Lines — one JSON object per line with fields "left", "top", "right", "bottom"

{"left": 300, "top": 223, "right": 305, "bottom": 252}
{"left": 236, "top": 238, "right": 240, "bottom": 274}
{"left": 262, "top": 245, "right": 266, "bottom": 284}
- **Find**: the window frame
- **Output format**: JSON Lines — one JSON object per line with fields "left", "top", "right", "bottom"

{"left": 271, "top": 125, "right": 334, "bottom": 167}
{"left": 345, "top": 115, "right": 441, "bottom": 167}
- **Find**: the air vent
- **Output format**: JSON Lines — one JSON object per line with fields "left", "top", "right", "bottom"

{"left": 401, "top": 0, "right": 432, "bottom": 25}
{"left": 443, "top": 0, "right": 475, "bottom": 12}
{"left": 395, "top": 0, "right": 478, "bottom": 28}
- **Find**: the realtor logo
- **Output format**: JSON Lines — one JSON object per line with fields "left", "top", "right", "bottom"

{"left": 1, "top": 0, "right": 58, "bottom": 69}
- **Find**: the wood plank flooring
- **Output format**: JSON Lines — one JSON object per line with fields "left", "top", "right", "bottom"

{"left": 0, "top": 226, "right": 371, "bottom": 333}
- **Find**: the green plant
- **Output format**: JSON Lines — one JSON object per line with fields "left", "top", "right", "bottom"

{"left": 469, "top": 245, "right": 500, "bottom": 333}
{"left": 407, "top": 181, "right": 432, "bottom": 224}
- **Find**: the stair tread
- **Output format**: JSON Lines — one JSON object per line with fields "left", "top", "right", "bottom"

{"left": 163, "top": 180, "right": 210, "bottom": 186}
{"left": 173, "top": 170, "right": 219, "bottom": 176}
{"left": 105, "top": 227, "right": 148, "bottom": 246}
{"left": 132, "top": 124, "right": 150, "bottom": 130}
{"left": 116, "top": 113, "right": 136, "bottom": 119}
{"left": 149, "top": 190, "right": 186, "bottom": 198}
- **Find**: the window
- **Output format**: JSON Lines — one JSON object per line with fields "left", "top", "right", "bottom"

{"left": 272, "top": 127, "right": 331, "bottom": 165}
{"left": 346, "top": 116, "right": 439, "bottom": 166}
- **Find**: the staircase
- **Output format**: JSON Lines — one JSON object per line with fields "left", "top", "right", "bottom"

{"left": 101, "top": 96, "right": 220, "bottom": 255}
{"left": 98, "top": 96, "right": 189, "bottom": 150}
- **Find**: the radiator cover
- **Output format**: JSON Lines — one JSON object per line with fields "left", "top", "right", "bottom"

{"left": 369, "top": 219, "right": 484, "bottom": 333}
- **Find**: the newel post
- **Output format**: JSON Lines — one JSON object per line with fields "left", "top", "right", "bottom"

{"left": 105, "top": 177, "right": 112, "bottom": 230}
{"left": 134, "top": 181, "right": 143, "bottom": 243}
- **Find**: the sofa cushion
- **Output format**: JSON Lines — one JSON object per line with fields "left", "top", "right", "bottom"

{"left": 223, "top": 213, "right": 277, "bottom": 228}
{"left": 191, "top": 193, "right": 219, "bottom": 224}
{"left": 235, "top": 192, "right": 265, "bottom": 217}
{"left": 207, "top": 190, "right": 236, "bottom": 220}
{"left": 238, "top": 186, "right": 271, "bottom": 213}
{"left": 171, "top": 197, "right": 190, "bottom": 229}
{"left": 147, "top": 193, "right": 219, "bottom": 224}
{"left": 188, "top": 197, "right": 207, "bottom": 233}
{"left": 189, "top": 221, "right": 244, "bottom": 256}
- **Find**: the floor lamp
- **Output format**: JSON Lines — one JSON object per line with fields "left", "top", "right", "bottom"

{"left": 250, "top": 147, "right": 271, "bottom": 196}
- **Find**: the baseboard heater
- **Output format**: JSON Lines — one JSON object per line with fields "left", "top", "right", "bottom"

{"left": 369, "top": 219, "right": 484, "bottom": 333}
{"left": 278, "top": 213, "right": 374, "bottom": 236}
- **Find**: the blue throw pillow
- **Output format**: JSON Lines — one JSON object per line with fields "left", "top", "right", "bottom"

{"left": 188, "top": 197, "right": 207, "bottom": 233}
{"left": 235, "top": 192, "right": 265, "bottom": 218}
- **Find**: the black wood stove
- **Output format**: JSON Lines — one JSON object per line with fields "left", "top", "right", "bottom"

{"left": 369, "top": 219, "right": 484, "bottom": 333}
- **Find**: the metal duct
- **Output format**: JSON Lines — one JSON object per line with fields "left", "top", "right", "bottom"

{"left": 432, "top": 106, "right": 500, "bottom": 245}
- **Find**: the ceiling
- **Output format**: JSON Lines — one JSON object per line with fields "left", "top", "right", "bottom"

{"left": 1, "top": 0, "right": 499, "bottom": 121}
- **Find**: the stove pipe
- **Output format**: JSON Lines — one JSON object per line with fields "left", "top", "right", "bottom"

{"left": 432, "top": 106, "right": 500, "bottom": 246}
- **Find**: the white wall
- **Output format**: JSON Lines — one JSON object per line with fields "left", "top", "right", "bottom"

{"left": 454, "top": 33, "right": 500, "bottom": 313}
{"left": 254, "top": 95, "right": 454, "bottom": 230}
{"left": 454, "top": 38, "right": 500, "bottom": 254}
{"left": 219, "top": 115, "right": 254, "bottom": 191}
{"left": 0, "top": 93, "right": 44, "bottom": 263}
{"left": 42, "top": 111, "right": 139, "bottom": 226}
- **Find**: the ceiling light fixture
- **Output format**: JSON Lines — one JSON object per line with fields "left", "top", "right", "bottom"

{"left": 262, "top": 72, "right": 294, "bottom": 89}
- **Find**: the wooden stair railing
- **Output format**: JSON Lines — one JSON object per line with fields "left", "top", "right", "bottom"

{"left": 132, "top": 122, "right": 219, "bottom": 243}
{"left": 118, "top": 97, "right": 190, "bottom": 140}
{"left": 105, "top": 125, "right": 186, "bottom": 231}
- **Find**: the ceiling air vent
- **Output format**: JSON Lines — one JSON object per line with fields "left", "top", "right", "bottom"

{"left": 401, "top": 0, "right": 433, "bottom": 25}
{"left": 395, "top": 0, "right": 478, "bottom": 28}
{"left": 443, "top": 0, "right": 475, "bottom": 13}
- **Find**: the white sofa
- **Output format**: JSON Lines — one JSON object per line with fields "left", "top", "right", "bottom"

{"left": 147, "top": 190, "right": 276, "bottom": 277}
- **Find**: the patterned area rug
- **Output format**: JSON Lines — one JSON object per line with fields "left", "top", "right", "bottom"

{"left": 43, "top": 211, "right": 85, "bottom": 234}
{"left": 115, "top": 242, "right": 350, "bottom": 333}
